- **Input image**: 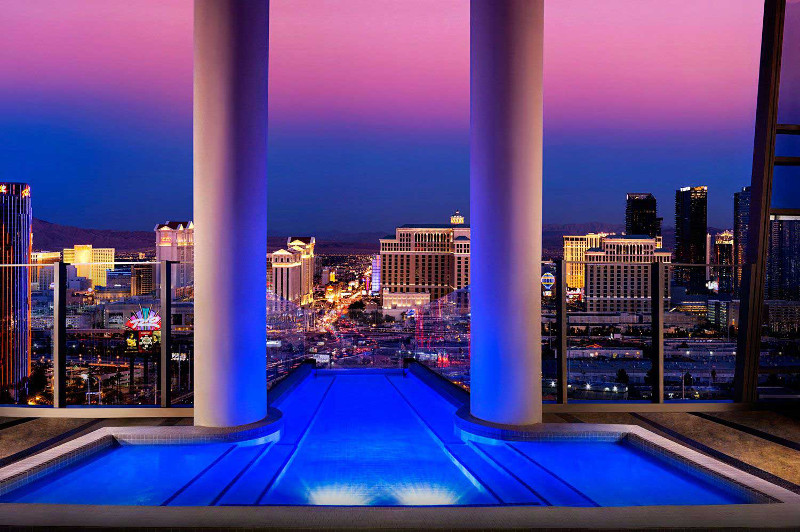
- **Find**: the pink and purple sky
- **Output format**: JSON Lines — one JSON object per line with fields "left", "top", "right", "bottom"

{"left": 0, "top": 0, "right": 789, "bottom": 233}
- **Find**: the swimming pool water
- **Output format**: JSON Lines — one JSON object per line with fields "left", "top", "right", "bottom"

{"left": 0, "top": 370, "right": 753, "bottom": 506}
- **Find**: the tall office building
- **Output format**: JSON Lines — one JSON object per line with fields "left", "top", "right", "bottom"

{"left": 713, "top": 230, "right": 735, "bottom": 295}
{"left": 733, "top": 186, "right": 751, "bottom": 291}
{"left": 767, "top": 214, "right": 800, "bottom": 301}
{"left": 155, "top": 221, "right": 194, "bottom": 292}
{"left": 62, "top": 245, "right": 115, "bottom": 288}
{"left": 675, "top": 186, "right": 708, "bottom": 291}
{"left": 584, "top": 235, "right": 671, "bottom": 313}
{"left": 379, "top": 211, "right": 470, "bottom": 310}
{"left": 0, "top": 183, "right": 32, "bottom": 399}
{"left": 269, "top": 237, "right": 315, "bottom": 306}
{"left": 625, "top": 193, "right": 662, "bottom": 238}
{"left": 562, "top": 233, "right": 612, "bottom": 290}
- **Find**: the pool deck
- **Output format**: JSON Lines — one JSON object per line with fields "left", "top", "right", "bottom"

{"left": 2, "top": 395, "right": 800, "bottom": 529}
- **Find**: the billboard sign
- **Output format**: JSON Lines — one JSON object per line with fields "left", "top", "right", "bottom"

{"left": 126, "top": 308, "right": 161, "bottom": 331}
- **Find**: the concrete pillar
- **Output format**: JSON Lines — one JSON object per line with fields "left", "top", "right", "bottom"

{"left": 469, "top": 0, "right": 544, "bottom": 426}
{"left": 193, "top": 0, "right": 269, "bottom": 427}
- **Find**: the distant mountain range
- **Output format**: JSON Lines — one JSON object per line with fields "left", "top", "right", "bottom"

{"left": 33, "top": 219, "right": 154, "bottom": 252}
{"left": 33, "top": 219, "right": 725, "bottom": 257}
{"left": 33, "top": 219, "right": 382, "bottom": 255}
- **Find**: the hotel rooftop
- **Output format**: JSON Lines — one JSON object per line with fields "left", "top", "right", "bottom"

{"left": 1, "top": 0, "right": 799, "bottom": 530}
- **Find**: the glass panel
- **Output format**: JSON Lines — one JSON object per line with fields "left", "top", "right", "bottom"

{"left": 770, "top": 166, "right": 800, "bottom": 210}
{"left": 170, "top": 261, "right": 194, "bottom": 405}
{"left": 267, "top": 293, "right": 308, "bottom": 386}
{"left": 775, "top": 132, "right": 800, "bottom": 157}
{"left": 566, "top": 260, "right": 653, "bottom": 402}
{"left": 0, "top": 264, "right": 54, "bottom": 406}
{"left": 29, "top": 264, "right": 55, "bottom": 405}
{"left": 541, "top": 261, "right": 558, "bottom": 401}
{"left": 664, "top": 263, "right": 737, "bottom": 401}
{"left": 778, "top": 0, "right": 800, "bottom": 124}
{"left": 758, "top": 212, "right": 800, "bottom": 400}
{"left": 412, "top": 288, "right": 470, "bottom": 388}
{"left": 64, "top": 262, "right": 161, "bottom": 405}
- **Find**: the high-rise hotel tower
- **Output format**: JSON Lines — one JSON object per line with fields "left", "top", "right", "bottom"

{"left": 155, "top": 221, "right": 194, "bottom": 294}
{"left": 733, "top": 186, "right": 751, "bottom": 291}
{"left": 675, "top": 186, "right": 708, "bottom": 291}
{"left": 625, "top": 193, "right": 662, "bottom": 238}
{"left": 380, "top": 211, "right": 469, "bottom": 310}
{"left": 585, "top": 235, "right": 671, "bottom": 313}
{"left": 0, "top": 183, "right": 32, "bottom": 399}
{"left": 268, "top": 237, "right": 315, "bottom": 306}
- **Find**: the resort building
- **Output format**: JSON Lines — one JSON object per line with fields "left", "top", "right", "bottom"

{"left": 268, "top": 237, "right": 315, "bottom": 306}
{"left": 562, "top": 233, "right": 614, "bottom": 290}
{"left": 155, "top": 221, "right": 194, "bottom": 292}
{"left": 379, "top": 211, "right": 469, "bottom": 309}
{"left": 62, "top": 244, "right": 115, "bottom": 288}
{"left": 584, "top": 235, "right": 671, "bottom": 313}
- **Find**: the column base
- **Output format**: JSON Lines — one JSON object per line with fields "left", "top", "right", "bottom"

{"left": 455, "top": 405, "right": 547, "bottom": 443}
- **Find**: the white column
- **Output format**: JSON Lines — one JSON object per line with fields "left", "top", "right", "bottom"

{"left": 469, "top": 0, "right": 544, "bottom": 426}
{"left": 193, "top": 0, "right": 269, "bottom": 427}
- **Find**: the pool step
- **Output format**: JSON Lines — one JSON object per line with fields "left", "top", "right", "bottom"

{"left": 476, "top": 442, "right": 597, "bottom": 507}
{"left": 216, "top": 444, "right": 295, "bottom": 505}
{"left": 166, "top": 444, "right": 264, "bottom": 506}
{"left": 448, "top": 443, "right": 544, "bottom": 505}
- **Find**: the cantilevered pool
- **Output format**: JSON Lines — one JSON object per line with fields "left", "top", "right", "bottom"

{"left": 0, "top": 368, "right": 790, "bottom": 507}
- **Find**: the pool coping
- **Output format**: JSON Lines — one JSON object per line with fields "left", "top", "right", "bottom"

{"left": 454, "top": 408, "right": 800, "bottom": 505}
{"left": 0, "top": 407, "right": 283, "bottom": 498}
{"left": 2, "top": 501, "right": 800, "bottom": 530}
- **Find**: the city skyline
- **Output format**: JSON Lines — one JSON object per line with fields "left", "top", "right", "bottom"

{"left": 1, "top": 0, "right": 786, "bottom": 233}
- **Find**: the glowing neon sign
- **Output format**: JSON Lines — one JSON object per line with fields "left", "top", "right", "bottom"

{"left": 126, "top": 308, "right": 162, "bottom": 331}
{"left": 541, "top": 272, "right": 555, "bottom": 290}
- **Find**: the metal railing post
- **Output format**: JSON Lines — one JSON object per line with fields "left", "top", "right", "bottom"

{"left": 160, "top": 261, "right": 174, "bottom": 408}
{"left": 555, "top": 259, "right": 568, "bottom": 404}
{"left": 735, "top": 264, "right": 761, "bottom": 402}
{"left": 650, "top": 261, "right": 665, "bottom": 403}
{"left": 53, "top": 261, "right": 67, "bottom": 408}
{"left": 734, "top": 0, "right": 786, "bottom": 403}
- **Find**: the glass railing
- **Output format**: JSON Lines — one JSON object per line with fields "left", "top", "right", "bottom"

{"left": 1, "top": 264, "right": 55, "bottom": 406}
{"left": 757, "top": 219, "right": 800, "bottom": 400}
{"left": 412, "top": 288, "right": 470, "bottom": 388}
{"left": 310, "top": 288, "right": 413, "bottom": 371}
{"left": 169, "top": 261, "right": 194, "bottom": 405}
{"left": 563, "top": 260, "right": 654, "bottom": 402}
{"left": 662, "top": 263, "right": 739, "bottom": 402}
{"left": 541, "top": 261, "right": 558, "bottom": 401}
{"left": 64, "top": 262, "right": 162, "bottom": 406}
{"left": 267, "top": 292, "right": 310, "bottom": 386}
{"left": 3, "top": 256, "right": 798, "bottom": 409}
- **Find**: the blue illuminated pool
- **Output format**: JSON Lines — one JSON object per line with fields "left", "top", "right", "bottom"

{"left": 0, "top": 369, "right": 757, "bottom": 506}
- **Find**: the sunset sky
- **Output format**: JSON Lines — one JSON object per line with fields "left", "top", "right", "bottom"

{"left": 0, "top": 0, "right": 790, "bottom": 233}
